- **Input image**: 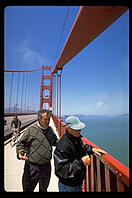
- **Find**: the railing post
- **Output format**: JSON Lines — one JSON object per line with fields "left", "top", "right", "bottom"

{"left": 117, "top": 178, "right": 124, "bottom": 192}
{"left": 96, "top": 158, "right": 101, "bottom": 192}
{"left": 90, "top": 155, "right": 95, "bottom": 191}
{"left": 105, "top": 166, "right": 111, "bottom": 192}
{"left": 52, "top": 118, "right": 130, "bottom": 192}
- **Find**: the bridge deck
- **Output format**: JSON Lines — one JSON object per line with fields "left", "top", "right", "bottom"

{"left": 4, "top": 117, "right": 59, "bottom": 192}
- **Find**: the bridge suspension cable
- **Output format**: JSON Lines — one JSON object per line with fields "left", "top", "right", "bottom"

{"left": 4, "top": 66, "right": 42, "bottom": 72}
{"left": 4, "top": 66, "right": 41, "bottom": 115}
{"left": 53, "top": 6, "right": 70, "bottom": 67}
{"left": 52, "top": 6, "right": 128, "bottom": 74}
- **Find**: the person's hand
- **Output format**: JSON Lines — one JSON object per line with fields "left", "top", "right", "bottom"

{"left": 15, "top": 128, "right": 20, "bottom": 133}
{"left": 81, "top": 155, "right": 90, "bottom": 166}
{"left": 18, "top": 150, "right": 28, "bottom": 161}
{"left": 92, "top": 148, "right": 107, "bottom": 156}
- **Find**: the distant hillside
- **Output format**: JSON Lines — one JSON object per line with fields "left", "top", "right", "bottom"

{"left": 62, "top": 113, "right": 129, "bottom": 120}
{"left": 4, "top": 107, "right": 36, "bottom": 113}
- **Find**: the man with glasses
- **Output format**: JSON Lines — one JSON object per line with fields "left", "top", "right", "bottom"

{"left": 16, "top": 109, "right": 58, "bottom": 192}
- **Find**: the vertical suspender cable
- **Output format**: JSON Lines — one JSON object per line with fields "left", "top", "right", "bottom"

{"left": 27, "top": 72, "right": 30, "bottom": 112}
{"left": 52, "top": 73, "right": 56, "bottom": 116}
{"left": 40, "top": 66, "right": 43, "bottom": 109}
{"left": 4, "top": 66, "right": 42, "bottom": 114}
{"left": 24, "top": 72, "right": 29, "bottom": 112}
{"left": 51, "top": 74, "right": 53, "bottom": 113}
{"left": 9, "top": 72, "right": 14, "bottom": 113}
{"left": 21, "top": 72, "right": 25, "bottom": 113}
{"left": 15, "top": 72, "right": 20, "bottom": 113}
{"left": 53, "top": 6, "right": 69, "bottom": 117}
{"left": 29, "top": 73, "right": 31, "bottom": 112}
{"left": 55, "top": 73, "right": 57, "bottom": 116}
{"left": 57, "top": 70, "right": 63, "bottom": 119}
{"left": 57, "top": 73, "right": 58, "bottom": 118}
{"left": 57, "top": 69, "right": 62, "bottom": 136}
{"left": 59, "top": 72, "right": 62, "bottom": 120}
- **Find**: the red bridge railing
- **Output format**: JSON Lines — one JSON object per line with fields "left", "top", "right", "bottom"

{"left": 52, "top": 114, "right": 130, "bottom": 192}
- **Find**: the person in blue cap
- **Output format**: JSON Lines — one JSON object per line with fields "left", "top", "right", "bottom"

{"left": 54, "top": 116, "right": 107, "bottom": 192}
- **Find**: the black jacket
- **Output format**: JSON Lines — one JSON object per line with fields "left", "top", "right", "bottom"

{"left": 53, "top": 131, "right": 93, "bottom": 186}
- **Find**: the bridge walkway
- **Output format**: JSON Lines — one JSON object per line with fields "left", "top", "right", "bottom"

{"left": 4, "top": 117, "right": 59, "bottom": 192}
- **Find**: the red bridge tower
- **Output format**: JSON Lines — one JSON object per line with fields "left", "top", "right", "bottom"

{"left": 40, "top": 66, "right": 52, "bottom": 111}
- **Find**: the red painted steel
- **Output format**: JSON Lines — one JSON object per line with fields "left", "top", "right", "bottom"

{"left": 82, "top": 137, "right": 129, "bottom": 187}
{"left": 4, "top": 67, "right": 41, "bottom": 72}
{"left": 40, "top": 66, "right": 52, "bottom": 110}
{"left": 52, "top": 6, "right": 128, "bottom": 74}
{"left": 52, "top": 114, "right": 130, "bottom": 192}
{"left": 4, "top": 113, "right": 37, "bottom": 117}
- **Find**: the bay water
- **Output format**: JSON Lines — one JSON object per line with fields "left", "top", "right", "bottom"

{"left": 80, "top": 115, "right": 129, "bottom": 168}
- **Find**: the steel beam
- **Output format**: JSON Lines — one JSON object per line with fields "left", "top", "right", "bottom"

{"left": 52, "top": 6, "right": 128, "bottom": 74}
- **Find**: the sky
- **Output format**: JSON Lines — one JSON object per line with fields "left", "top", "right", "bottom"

{"left": 4, "top": 6, "right": 129, "bottom": 116}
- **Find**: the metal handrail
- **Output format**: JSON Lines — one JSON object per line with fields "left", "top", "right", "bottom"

{"left": 82, "top": 137, "right": 129, "bottom": 192}
{"left": 52, "top": 114, "right": 130, "bottom": 192}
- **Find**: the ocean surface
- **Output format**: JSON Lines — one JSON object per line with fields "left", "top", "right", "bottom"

{"left": 63, "top": 115, "right": 129, "bottom": 168}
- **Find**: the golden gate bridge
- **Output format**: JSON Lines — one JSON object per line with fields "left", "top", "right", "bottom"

{"left": 4, "top": 6, "right": 129, "bottom": 192}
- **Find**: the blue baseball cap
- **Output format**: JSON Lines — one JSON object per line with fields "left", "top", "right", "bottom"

{"left": 65, "top": 116, "right": 85, "bottom": 130}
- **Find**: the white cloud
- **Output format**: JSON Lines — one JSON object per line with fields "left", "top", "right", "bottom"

{"left": 22, "top": 48, "right": 46, "bottom": 66}
{"left": 95, "top": 101, "right": 104, "bottom": 108}
{"left": 7, "top": 34, "right": 49, "bottom": 67}
{"left": 19, "top": 37, "right": 48, "bottom": 66}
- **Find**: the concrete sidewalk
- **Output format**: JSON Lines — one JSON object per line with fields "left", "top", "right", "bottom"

{"left": 4, "top": 118, "right": 59, "bottom": 192}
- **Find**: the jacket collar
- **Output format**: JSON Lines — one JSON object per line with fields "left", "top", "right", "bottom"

{"left": 66, "top": 130, "right": 82, "bottom": 141}
{"left": 37, "top": 122, "right": 48, "bottom": 130}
